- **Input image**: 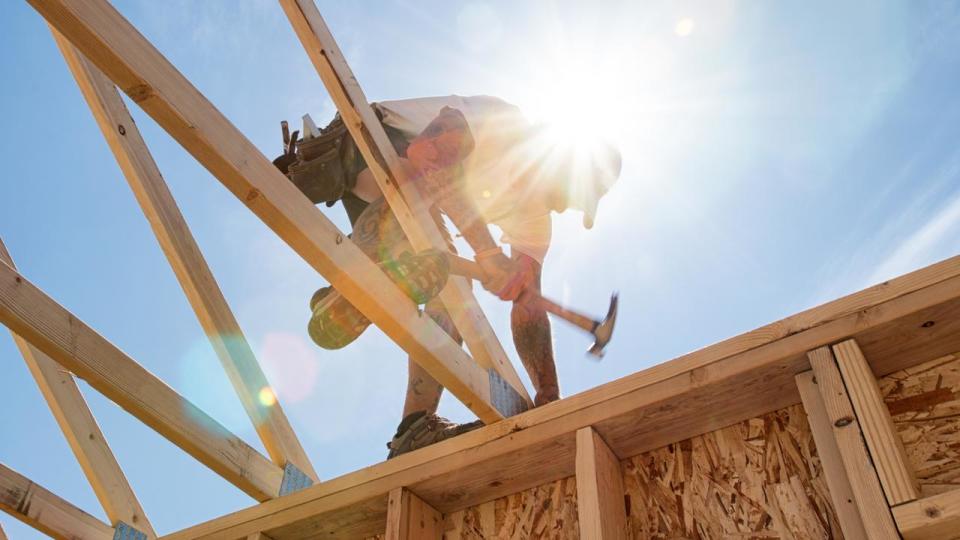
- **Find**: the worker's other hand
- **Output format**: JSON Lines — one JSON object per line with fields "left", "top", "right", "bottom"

{"left": 477, "top": 250, "right": 535, "bottom": 302}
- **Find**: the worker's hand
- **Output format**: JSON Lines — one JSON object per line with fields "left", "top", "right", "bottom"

{"left": 476, "top": 250, "right": 535, "bottom": 302}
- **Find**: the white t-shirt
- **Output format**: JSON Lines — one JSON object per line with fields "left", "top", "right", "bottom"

{"left": 367, "top": 95, "right": 553, "bottom": 264}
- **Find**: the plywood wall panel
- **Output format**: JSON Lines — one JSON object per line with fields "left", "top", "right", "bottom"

{"left": 880, "top": 352, "right": 960, "bottom": 498}
{"left": 442, "top": 405, "right": 838, "bottom": 539}
{"left": 620, "top": 405, "right": 839, "bottom": 539}
{"left": 444, "top": 477, "right": 578, "bottom": 539}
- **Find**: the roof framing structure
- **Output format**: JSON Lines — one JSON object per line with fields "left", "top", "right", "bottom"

{"left": 51, "top": 28, "right": 318, "bottom": 483}
{"left": 4, "top": 0, "right": 533, "bottom": 535}
{"left": 5, "top": 0, "right": 960, "bottom": 539}
{"left": 27, "top": 0, "right": 526, "bottom": 423}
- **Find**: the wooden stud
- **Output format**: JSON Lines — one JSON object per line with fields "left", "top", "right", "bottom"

{"left": 245, "top": 533, "right": 273, "bottom": 540}
{"left": 51, "top": 30, "right": 317, "bottom": 482}
{"left": 796, "top": 370, "right": 868, "bottom": 540}
{"left": 893, "top": 489, "right": 960, "bottom": 540}
{"left": 0, "top": 463, "right": 114, "bottom": 540}
{"left": 29, "top": 0, "right": 505, "bottom": 423}
{"left": 807, "top": 347, "right": 899, "bottom": 539}
{"left": 0, "top": 259, "right": 283, "bottom": 501}
{"left": 385, "top": 488, "right": 442, "bottom": 540}
{"left": 575, "top": 427, "right": 627, "bottom": 539}
{"left": 0, "top": 241, "right": 155, "bottom": 536}
{"left": 278, "top": 0, "right": 532, "bottom": 408}
{"left": 833, "top": 339, "right": 919, "bottom": 505}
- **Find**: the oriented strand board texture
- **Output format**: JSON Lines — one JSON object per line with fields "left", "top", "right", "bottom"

{"left": 622, "top": 404, "right": 839, "bottom": 539}
{"left": 444, "top": 477, "right": 578, "bottom": 539}
{"left": 881, "top": 352, "right": 960, "bottom": 498}
{"left": 443, "top": 404, "right": 838, "bottom": 539}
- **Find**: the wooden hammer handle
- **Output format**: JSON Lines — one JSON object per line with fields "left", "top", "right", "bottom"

{"left": 447, "top": 254, "right": 597, "bottom": 333}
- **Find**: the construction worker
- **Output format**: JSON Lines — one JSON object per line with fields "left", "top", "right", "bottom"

{"left": 274, "top": 95, "right": 621, "bottom": 457}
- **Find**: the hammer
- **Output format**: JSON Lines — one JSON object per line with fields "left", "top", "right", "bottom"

{"left": 446, "top": 254, "right": 619, "bottom": 358}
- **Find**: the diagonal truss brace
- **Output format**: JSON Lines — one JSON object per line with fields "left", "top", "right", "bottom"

{"left": 50, "top": 28, "right": 317, "bottom": 482}
{"left": 0, "top": 462, "right": 115, "bottom": 540}
{"left": 0, "top": 239, "right": 156, "bottom": 537}
{"left": 0, "top": 257, "right": 284, "bottom": 501}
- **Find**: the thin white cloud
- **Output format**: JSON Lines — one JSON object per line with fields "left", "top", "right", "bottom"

{"left": 867, "top": 187, "right": 960, "bottom": 285}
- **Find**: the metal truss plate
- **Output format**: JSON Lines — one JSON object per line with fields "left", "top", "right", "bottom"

{"left": 488, "top": 368, "right": 528, "bottom": 418}
{"left": 113, "top": 522, "right": 147, "bottom": 540}
{"left": 279, "top": 462, "right": 314, "bottom": 496}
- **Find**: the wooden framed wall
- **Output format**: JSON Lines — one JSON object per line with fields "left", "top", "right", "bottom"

{"left": 165, "top": 249, "right": 960, "bottom": 539}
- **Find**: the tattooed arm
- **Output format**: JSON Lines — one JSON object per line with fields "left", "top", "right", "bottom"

{"left": 510, "top": 254, "right": 559, "bottom": 405}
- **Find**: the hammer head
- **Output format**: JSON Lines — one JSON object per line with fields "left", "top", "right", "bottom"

{"left": 587, "top": 292, "right": 619, "bottom": 358}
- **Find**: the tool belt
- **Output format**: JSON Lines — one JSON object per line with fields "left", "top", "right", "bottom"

{"left": 285, "top": 115, "right": 357, "bottom": 205}
{"left": 274, "top": 109, "right": 410, "bottom": 209}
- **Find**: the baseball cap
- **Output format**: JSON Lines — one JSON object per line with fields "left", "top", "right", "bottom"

{"left": 578, "top": 141, "right": 621, "bottom": 229}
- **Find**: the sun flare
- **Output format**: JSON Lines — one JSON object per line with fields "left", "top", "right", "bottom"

{"left": 518, "top": 57, "right": 627, "bottom": 145}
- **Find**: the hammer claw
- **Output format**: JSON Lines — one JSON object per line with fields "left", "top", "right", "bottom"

{"left": 587, "top": 292, "right": 618, "bottom": 358}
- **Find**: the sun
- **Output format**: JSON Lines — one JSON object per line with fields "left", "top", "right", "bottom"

{"left": 518, "top": 56, "right": 626, "bottom": 146}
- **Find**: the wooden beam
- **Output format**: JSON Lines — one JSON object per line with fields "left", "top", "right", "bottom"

{"left": 796, "top": 370, "right": 868, "bottom": 540}
{"left": 162, "top": 254, "right": 960, "bottom": 539}
{"left": 575, "top": 427, "right": 626, "bottom": 539}
{"left": 29, "top": 0, "right": 506, "bottom": 424}
{"left": 0, "top": 521, "right": 7, "bottom": 540}
{"left": 0, "top": 462, "right": 114, "bottom": 540}
{"left": 384, "top": 488, "right": 441, "bottom": 540}
{"left": 833, "top": 339, "right": 919, "bottom": 505}
{"left": 0, "top": 259, "right": 283, "bottom": 501}
{"left": 807, "top": 347, "right": 898, "bottom": 539}
{"left": 246, "top": 534, "right": 273, "bottom": 540}
{"left": 893, "top": 489, "right": 960, "bottom": 540}
{"left": 278, "top": 0, "right": 531, "bottom": 408}
{"left": 0, "top": 241, "right": 155, "bottom": 536}
{"left": 50, "top": 29, "right": 317, "bottom": 482}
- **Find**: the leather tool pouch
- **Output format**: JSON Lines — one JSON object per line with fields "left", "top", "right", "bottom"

{"left": 287, "top": 118, "right": 353, "bottom": 204}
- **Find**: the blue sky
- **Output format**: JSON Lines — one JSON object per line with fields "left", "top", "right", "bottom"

{"left": 2, "top": 1, "right": 960, "bottom": 537}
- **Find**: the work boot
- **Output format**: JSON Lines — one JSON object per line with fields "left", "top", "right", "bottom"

{"left": 382, "top": 249, "right": 449, "bottom": 305}
{"left": 307, "top": 286, "right": 371, "bottom": 350}
{"left": 306, "top": 250, "right": 449, "bottom": 350}
{"left": 386, "top": 411, "right": 483, "bottom": 459}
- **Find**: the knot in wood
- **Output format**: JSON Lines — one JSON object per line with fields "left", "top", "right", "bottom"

{"left": 125, "top": 84, "right": 153, "bottom": 103}
{"left": 921, "top": 320, "right": 935, "bottom": 328}
{"left": 925, "top": 506, "right": 941, "bottom": 518}
{"left": 834, "top": 416, "right": 854, "bottom": 428}
{"left": 245, "top": 189, "right": 260, "bottom": 202}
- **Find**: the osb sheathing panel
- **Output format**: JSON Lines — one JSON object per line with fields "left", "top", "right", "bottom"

{"left": 622, "top": 404, "right": 838, "bottom": 539}
{"left": 444, "top": 477, "right": 579, "bottom": 539}
{"left": 442, "top": 404, "right": 838, "bottom": 539}
{"left": 881, "top": 352, "right": 960, "bottom": 498}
